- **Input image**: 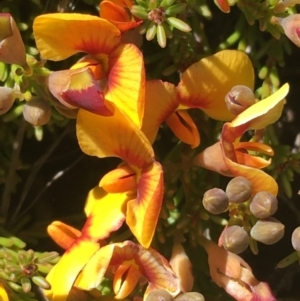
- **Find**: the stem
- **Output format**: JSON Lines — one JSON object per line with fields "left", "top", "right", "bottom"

{"left": 1, "top": 118, "right": 27, "bottom": 223}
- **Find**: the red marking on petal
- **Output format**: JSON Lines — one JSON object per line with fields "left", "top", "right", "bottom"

{"left": 62, "top": 68, "right": 112, "bottom": 115}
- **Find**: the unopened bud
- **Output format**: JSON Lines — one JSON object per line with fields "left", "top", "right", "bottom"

{"left": 250, "top": 217, "right": 285, "bottom": 245}
{"left": 0, "top": 13, "right": 27, "bottom": 66}
{"left": 249, "top": 191, "right": 278, "bottom": 218}
{"left": 23, "top": 98, "right": 51, "bottom": 126}
{"left": 226, "top": 176, "right": 253, "bottom": 203}
{"left": 166, "top": 17, "right": 191, "bottom": 32}
{"left": 220, "top": 225, "right": 249, "bottom": 254}
{"left": 225, "top": 85, "right": 256, "bottom": 115}
{"left": 291, "top": 226, "right": 300, "bottom": 251}
{"left": 0, "top": 85, "right": 23, "bottom": 115}
{"left": 145, "top": 289, "right": 173, "bottom": 301}
{"left": 174, "top": 292, "right": 205, "bottom": 301}
{"left": 202, "top": 188, "right": 229, "bottom": 214}
{"left": 275, "top": 15, "right": 300, "bottom": 48}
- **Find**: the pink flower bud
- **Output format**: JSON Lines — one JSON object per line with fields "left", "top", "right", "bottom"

{"left": 0, "top": 13, "right": 26, "bottom": 66}
{"left": 0, "top": 85, "right": 23, "bottom": 115}
{"left": 275, "top": 14, "right": 300, "bottom": 47}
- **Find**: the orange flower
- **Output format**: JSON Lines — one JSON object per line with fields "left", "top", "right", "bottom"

{"left": 194, "top": 83, "right": 289, "bottom": 195}
{"left": 33, "top": 13, "right": 145, "bottom": 126}
{"left": 77, "top": 105, "right": 163, "bottom": 248}
{"left": 46, "top": 222, "right": 180, "bottom": 301}
{"left": 200, "top": 237, "right": 276, "bottom": 301}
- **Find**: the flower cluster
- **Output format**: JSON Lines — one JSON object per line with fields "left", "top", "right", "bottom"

{"left": 2, "top": 0, "right": 300, "bottom": 301}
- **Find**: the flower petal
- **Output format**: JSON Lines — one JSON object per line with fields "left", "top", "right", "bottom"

{"left": 77, "top": 107, "right": 154, "bottom": 168}
{"left": 166, "top": 110, "right": 200, "bottom": 148}
{"left": 221, "top": 141, "right": 278, "bottom": 195}
{"left": 177, "top": 50, "right": 254, "bottom": 121}
{"left": 114, "top": 264, "right": 141, "bottom": 299}
{"left": 100, "top": 165, "right": 137, "bottom": 193}
{"left": 48, "top": 68, "right": 113, "bottom": 115}
{"left": 193, "top": 142, "right": 233, "bottom": 176}
{"left": 47, "top": 221, "right": 81, "bottom": 250}
{"left": 105, "top": 43, "right": 145, "bottom": 127}
{"left": 82, "top": 186, "right": 128, "bottom": 241}
{"left": 45, "top": 239, "right": 99, "bottom": 301}
{"left": 142, "top": 80, "right": 179, "bottom": 144}
{"left": 100, "top": 0, "right": 140, "bottom": 31}
{"left": 126, "top": 161, "right": 164, "bottom": 248}
{"left": 0, "top": 282, "right": 9, "bottom": 301}
{"left": 33, "top": 13, "right": 121, "bottom": 61}
{"left": 77, "top": 241, "right": 180, "bottom": 297}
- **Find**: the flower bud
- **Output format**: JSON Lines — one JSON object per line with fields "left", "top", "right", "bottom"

{"left": 226, "top": 176, "right": 252, "bottom": 204}
{"left": 275, "top": 15, "right": 300, "bottom": 48}
{"left": 202, "top": 188, "right": 229, "bottom": 214}
{"left": 291, "top": 226, "right": 300, "bottom": 251}
{"left": 0, "top": 13, "right": 26, "bottom": 66}
{"left": 166, "top": 17, "right": 191, "bottom": 32}
{"left": 174, "top": 292, "right": 205, "bottom": 301}
{"left": 220, "top": 225, "right": 249, "bottom": 254}
{"left": 0, "top": 85, "right": 23, "bottom": 115}
{"left": 250, "top": 217, "right": 285, "bottom": 245}
{"left": 249, "top": 191, "right": 278, "bottom": 218}
{"left": 225, "top": 85, "right": 256, "bottom": 115}
{"left": 145, "top": 289, "right": 173, "bottom": 301}
{"left": 23, "top": 98, "right": 51, "bottom": 126}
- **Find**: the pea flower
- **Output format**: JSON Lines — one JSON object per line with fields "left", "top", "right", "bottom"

{"left": 33, "top": 13, "right": 145, "bottom": 126}
{"left": 143, "top": 50, "right": 255, "bottom": 149}
{"left": 194, "top": 83, "right": 290, "bottom": 195}
{"left": 200, "top": 237, "right": 276, "bottom": 301}
{"left": 0, "top": 13, "right": 27, "bottom": 66}
{"left": 45, "top": 222, "right": 180, "bottom": 301}
{"left": 77, "top": 105, "right": 163, "bottom": 248}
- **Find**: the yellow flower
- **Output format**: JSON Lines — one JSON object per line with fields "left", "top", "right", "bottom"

{"left": 46, "top": 222, "right": 180, "bottom": 301}
{"left": 194, "top": 83, "right": 289, "bottom": 195}
{"left": 33, "top": 13, "right": 145, "bottom": 126}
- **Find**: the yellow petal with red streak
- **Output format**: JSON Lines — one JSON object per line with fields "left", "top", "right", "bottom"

{"left": 177, "top": 50, "right": 254, "bottom": 121}
{"left": 82, "top": 186, "right": 128, "bottom": 241}
{"left": 105, "top": 43, "right": 145, "bottom": 127}
{"left": 47, "top": 221, "right": 81, "bottom": 250}
{"left": 45, "top": 239, "right": 99, "bottom": 301}
{"left": 166, "top": 110, "right": 200, "bottom": 148}
{"left": 77, "top": 107, "right": 153, "bottom": 168}
{"left": 126, "top": 161, "right": 164, "bottom": 248}
{"left": 142, "top": 80, "right": 179, "bottom": 144}
{"left": 100, "top": 165, "right": 137, "bottom": 193}
{"left": 33, "top": 13, "right": 121, "bottom": 61}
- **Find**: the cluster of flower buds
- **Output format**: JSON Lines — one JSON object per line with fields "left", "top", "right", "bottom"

{"left": 0, "top": 236, "right": 59, "bottom": 297}
{"left": 131, "top": 0, "right": 191, "bottom": 48}
{"left": 202, "top": 176, "right": 284, "bottom": 254}
{"left": 145, "top": 289, "right": 205, "bottom": 301}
